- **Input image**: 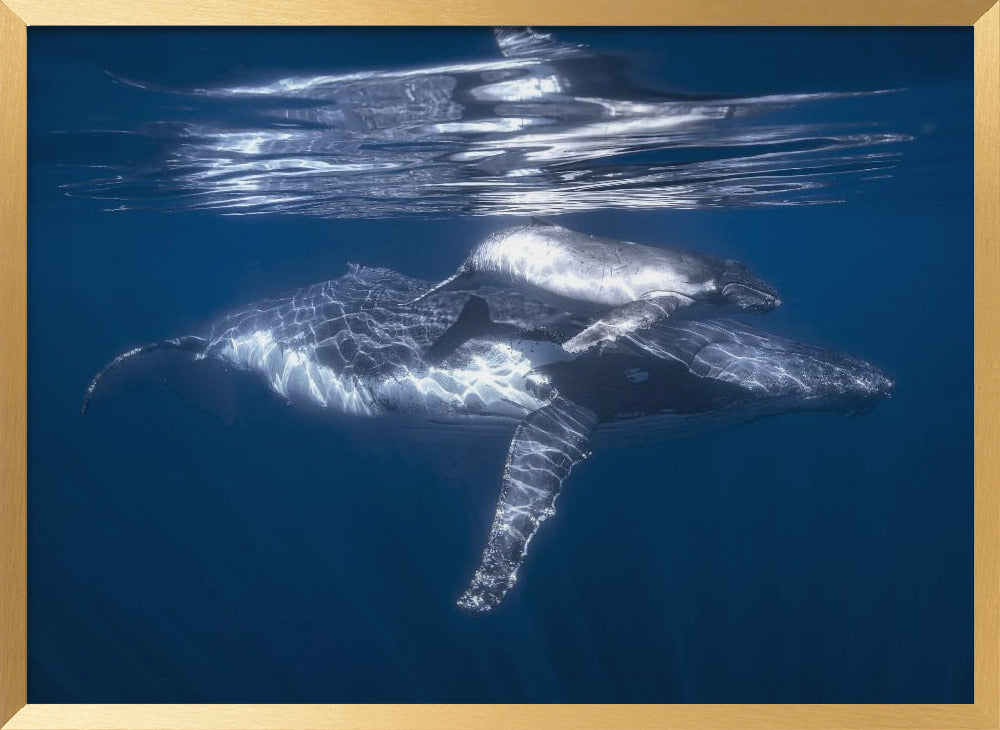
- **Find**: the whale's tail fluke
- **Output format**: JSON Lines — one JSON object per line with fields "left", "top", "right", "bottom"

{"left": 81, "top": 336, "right": 208, "bottom": 416}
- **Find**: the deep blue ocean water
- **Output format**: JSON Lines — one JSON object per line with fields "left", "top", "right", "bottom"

{"left": 27, "top": 28, "right": 972, "bottom": 702}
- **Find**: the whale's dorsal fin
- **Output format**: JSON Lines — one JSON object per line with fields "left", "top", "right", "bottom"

{"left": 530, "top": 216, "right": 558, "bottom": 227}
{"left": 427, "top": 295, "right": 509, "bottom": 362}
{"left": 457, "top": 397, "right": 597, "bottom": 612}
{"left": 493, "top": 27, "right": 590, "bottom": 60}
{"left": 426, "top": 295, "right": 559, "bottom": 363}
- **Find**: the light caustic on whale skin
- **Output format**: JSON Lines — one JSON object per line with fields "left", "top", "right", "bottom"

{"left": 82, "top": 265, "right": 893, "bottom": 612}
{"left": 66, "top": 27, "right": 910, "bottom": 219}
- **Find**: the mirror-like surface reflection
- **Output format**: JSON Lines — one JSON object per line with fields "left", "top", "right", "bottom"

{"left": 65, "top": 28, "right": 910, "bottom": 218}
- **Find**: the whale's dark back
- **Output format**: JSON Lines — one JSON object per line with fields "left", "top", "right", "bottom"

{"left": 540, "top": 319, "right": 894, "bottom": 425}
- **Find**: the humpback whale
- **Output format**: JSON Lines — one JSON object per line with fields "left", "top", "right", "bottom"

{"left": 83, "top": 265, "right": 890, "bottom": 612}
{"left": 410, "top": 219, "right": 782, "bottom": 353}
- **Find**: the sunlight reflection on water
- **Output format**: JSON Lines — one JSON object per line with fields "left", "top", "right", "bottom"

{"left": 65, "top": 28, "right": 911, "bottom": 218}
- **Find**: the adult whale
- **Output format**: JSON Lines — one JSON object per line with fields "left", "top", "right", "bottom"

{"left": 409, "top": 218, "right": 782, "bottom": 353}
{"left": 83, "top": 265, "right": 890, "bottom": 612}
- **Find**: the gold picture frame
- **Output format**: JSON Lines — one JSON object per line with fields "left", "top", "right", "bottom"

{"left": 1, "top": 2, "right": 997, "bottom": 728}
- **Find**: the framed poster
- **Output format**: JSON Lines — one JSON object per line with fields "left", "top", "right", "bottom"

{"left": 1, "top": 2, "right": 997, "bottom": 728}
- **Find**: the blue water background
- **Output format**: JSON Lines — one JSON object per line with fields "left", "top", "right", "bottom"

{"left": 27, "top": 28, "right": 972, "bottom": 702}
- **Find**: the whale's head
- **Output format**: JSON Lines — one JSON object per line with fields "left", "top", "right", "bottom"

{"left": 590, "top": 319, "right": 894, "bottom": 424}
{"left": 719, "top": 260, "right": 782, "bottom": 312}
{"left": 832, "top": 360, "right": 895, "bottom": 415}
{"left": 712, "top": 336, "right": 895, "bottom": 416}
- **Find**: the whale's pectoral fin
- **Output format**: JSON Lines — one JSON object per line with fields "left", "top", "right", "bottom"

{"left": 458, "top": 397, "right": 597, "bottom": 612}
{"left": 403, "top": 266, "right": 474, "bottom": 306}
{"left": 562, "top": 295, "right": 681, "bottom": 354}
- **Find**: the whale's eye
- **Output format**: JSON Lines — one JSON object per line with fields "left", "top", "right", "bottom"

{"left": 625, "top": 368, "right": 650, "bottom": 384}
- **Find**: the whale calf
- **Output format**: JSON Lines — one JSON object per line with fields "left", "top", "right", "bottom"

{"left": 410, "top": 218, "right": 782, "bottom": 353}
{"left": 84, "top": 265, "right": 890, "bottom": 611}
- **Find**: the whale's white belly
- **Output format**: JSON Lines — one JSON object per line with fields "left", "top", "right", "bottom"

{"left": 371, "top": 341, "right": 549, "bottom": 418}
{"left": 213, "top": 329, "right": 548, "bottom": 419}
{"left": 213, "top": 329, "right": 377, "bottom": 415}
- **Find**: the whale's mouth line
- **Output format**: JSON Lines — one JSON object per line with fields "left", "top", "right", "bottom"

{"left": 721, "top": 282, "right": 782, "bottom": 308}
